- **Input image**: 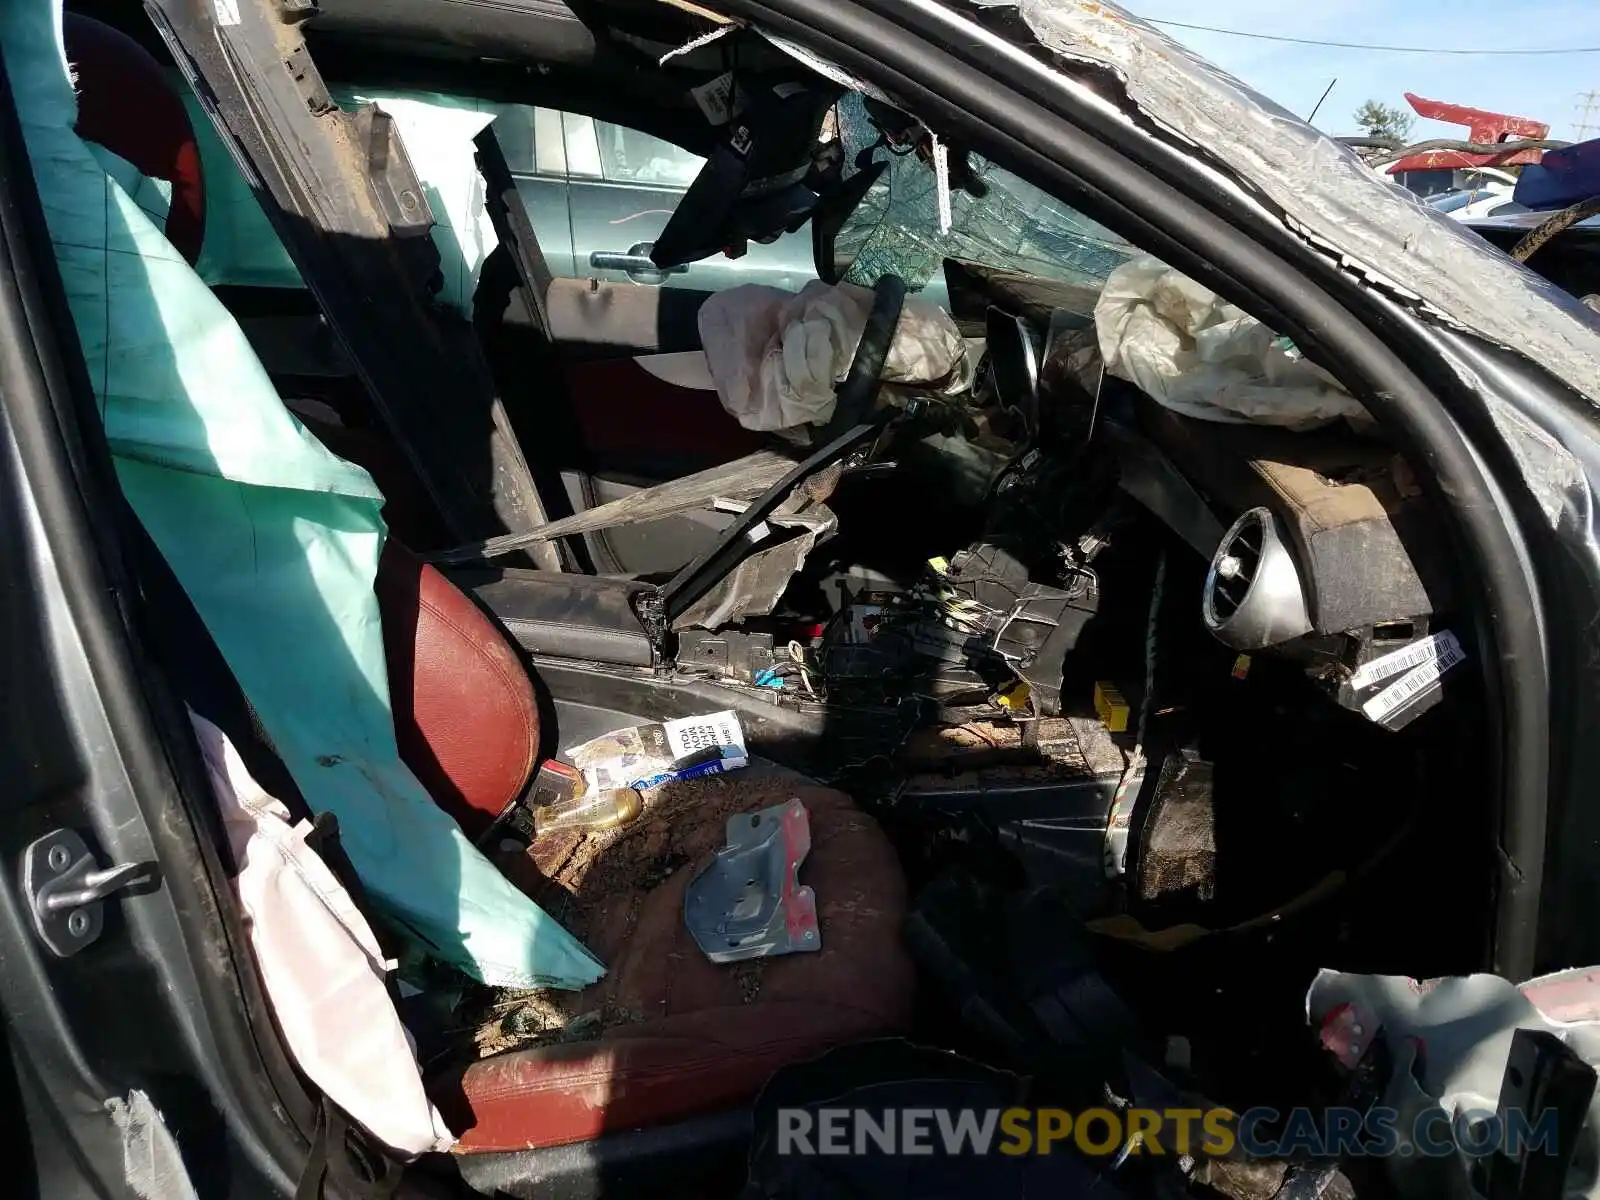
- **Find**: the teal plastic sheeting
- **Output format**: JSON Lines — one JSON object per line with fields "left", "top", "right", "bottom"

{"left": 178, "top": 90, "right": 303, "bottom": 291}
{"left": 5, "top": 1, "right": 603, "bottom": 990}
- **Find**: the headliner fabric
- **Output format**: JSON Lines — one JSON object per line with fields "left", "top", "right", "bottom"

{"left": 5, "top": 0, "right": 602, "bottom": 990}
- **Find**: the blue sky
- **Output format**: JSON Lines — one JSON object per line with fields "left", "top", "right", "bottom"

{"left": 1128, "top": 0, "right": 1600, "bottom": 142}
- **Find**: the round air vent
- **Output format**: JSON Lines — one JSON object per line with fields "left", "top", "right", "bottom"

{"left": 1203, "top": 507, "right": 1312, "bottom": 649}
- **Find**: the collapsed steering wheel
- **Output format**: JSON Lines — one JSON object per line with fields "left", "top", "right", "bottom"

{"left": 818, "top": 274, "right": 907, "bottom": 443}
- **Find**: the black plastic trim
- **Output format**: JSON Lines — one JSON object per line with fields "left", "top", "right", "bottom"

{"left": 452, "top": 1107, "right": 751, "bottom": 1200}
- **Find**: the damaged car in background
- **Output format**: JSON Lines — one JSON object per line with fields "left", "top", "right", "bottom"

{"left": 7, "top": 0, "right": 1600, "bottom": 1197}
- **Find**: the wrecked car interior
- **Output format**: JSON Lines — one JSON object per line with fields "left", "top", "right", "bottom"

{"left": 13, "top": 0, "right": 1600, "bottom": 1197}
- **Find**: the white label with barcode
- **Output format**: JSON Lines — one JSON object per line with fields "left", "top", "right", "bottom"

{"left": 663, "top": 710, "right": 748, "bottom": 765}
{"left": 1350, "top": 630, "right": 1463, "bottom": 691}
{"left": 1361, "top": 638, "right": 1468, "bottom": 723}
{"left": 691, "top": 72, "right": 738, "bottom": 126}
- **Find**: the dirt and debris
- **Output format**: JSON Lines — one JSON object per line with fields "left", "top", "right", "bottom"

{"left": 468, "top": 992, "right": 644, "bottom": 1058}
{"left": 528, "top": 771, "right": 763, "bottom": 942}
{"left": 470, "top": 771, "right": 795, "bottom": 1057}
{"left": 731, "top": 958, "right": 765, "bottom": 1004}
{"left": 1137, "top": 753, "right": 1217, "bottom": 904}
{"left": 897, "top": 715, "right": 1124, "bottom": 795}
{"left": 1191, "top": 1158, "right": 1291, "bottom": 1200}
{"left": 899, "top": 715, "right": 1122, "bottom": 776}
{"left": 903, "top": 719, "right": 1025, "bottom": 761}
{"left": 468, "top": 989, "right": 570, "bottom": 1057}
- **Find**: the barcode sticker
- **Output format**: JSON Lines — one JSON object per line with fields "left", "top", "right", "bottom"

{"left": 1350, "top": 630, "right": 1463, "bottom": 691}
{"left": 1361, "top": 638, "right": 1468, "bottom": 723}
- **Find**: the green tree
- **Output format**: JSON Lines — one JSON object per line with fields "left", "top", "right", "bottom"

{"left": 1353, "top": 99, "right": 1415, "bottom": 143}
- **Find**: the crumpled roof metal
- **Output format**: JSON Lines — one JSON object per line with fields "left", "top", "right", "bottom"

{"left": 1011, "top": 0, "right": 1600, "bottom": 409}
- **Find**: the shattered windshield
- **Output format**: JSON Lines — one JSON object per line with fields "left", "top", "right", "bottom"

{"left": 833, "top": 95, "right": 1133, "bottom": 306}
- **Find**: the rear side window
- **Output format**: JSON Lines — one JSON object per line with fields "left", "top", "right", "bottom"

{"left": 494, "top": 109, "right": 704, "bottom": 189}
{"left": 592, "top": 122, "right": 704, "bottom": 188}
{"left": 487, "top": 104, "right": 569, "bottom": 176}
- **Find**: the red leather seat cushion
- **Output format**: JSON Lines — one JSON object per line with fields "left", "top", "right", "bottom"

{"left": 435, "top": 780, "right": 914, "bottom": 1150}
{"left": 375, "top": 542, "right": 538, "bottom": 839}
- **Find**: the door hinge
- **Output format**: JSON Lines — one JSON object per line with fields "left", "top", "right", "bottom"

{"left": 23, "top": 831, "right": 158, "bottom": 957}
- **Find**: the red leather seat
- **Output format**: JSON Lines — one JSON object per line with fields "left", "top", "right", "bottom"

{"left": 63, "top": 14, "right": 207, "bottom": 266}
{"left": 375, "top": 542, "right": 539, "bottom": 841}
{"left": 439, "top": 780, "right": 913, "bottom": 1150}
{"left": 372, "top": 549, "right": 915, "bottom": 1150}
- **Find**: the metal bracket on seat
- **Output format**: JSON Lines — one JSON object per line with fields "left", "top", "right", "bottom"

{"left": 684, "top": 799, "right": 820, "bottom": 964}
{"left": 23, "top": 830, "right": 157, "bottom": 957}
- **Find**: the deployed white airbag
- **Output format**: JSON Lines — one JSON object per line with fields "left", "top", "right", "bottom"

{"left": 1095, "top": 256, "right": 1367, "bottom": 429}
{"left": 194, "top": 714, "right": 454, "bottom": 1156}
{"left": 699, "top": 280, "right": 970, "bottom": 432}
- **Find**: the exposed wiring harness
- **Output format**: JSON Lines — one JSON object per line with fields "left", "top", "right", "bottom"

{"left": 1512, "top": 195, "right": 1600, "bottom": 263}
{"left": 1102, "top": 550, "right": 1166, "bottom": 880}
{"left": 786, "top": 639, "right": 819, "bottom": 698}
{"left": 748, "top": 641, "right": 820, "bottom": 698}
{"left": 1352, "top": 137, "right": 1571, "bottom": 168}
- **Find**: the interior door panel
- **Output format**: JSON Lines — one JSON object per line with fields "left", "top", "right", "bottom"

{"left": 554, "top": 356, "right": 769, "bottom": 576}
{"left": 544, "top": 278, "right": 711, "bottom": 352}
{"left": 561, "top": 357, "right": 767, "bottom": 478}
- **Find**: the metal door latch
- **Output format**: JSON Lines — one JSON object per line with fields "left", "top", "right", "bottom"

{"left": 23, "top": 831, "right": 157, "bottom": 957}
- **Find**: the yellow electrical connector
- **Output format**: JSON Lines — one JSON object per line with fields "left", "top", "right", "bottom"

{"left": 997, "top": 680, "right": 1031, "bottom": 712}
{"left": 1094, "top": 681, "right": 1130, "bottom": 732}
